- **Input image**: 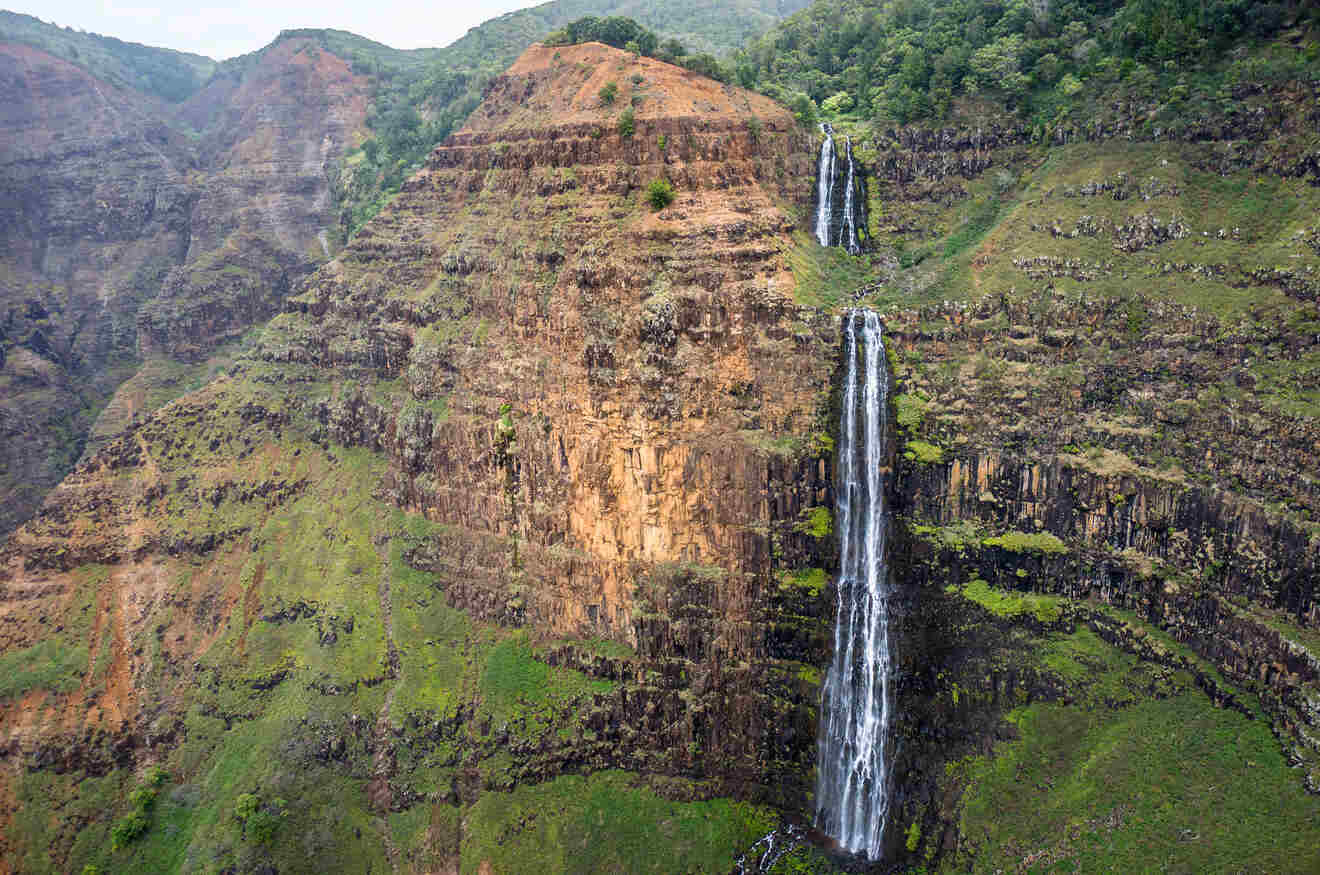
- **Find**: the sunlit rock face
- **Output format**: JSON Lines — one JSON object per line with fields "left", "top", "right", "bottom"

{"left": 0, "top": 40, "right": 844, "bottom": 871}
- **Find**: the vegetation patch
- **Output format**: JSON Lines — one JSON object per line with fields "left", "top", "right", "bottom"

{"left": 957, "top": 578, "right": 1064, "bottom": 624}
{"left": 781, "top": 567, "right": 828, "bottom": 598}
{"left": 795, "top": 506, "right": 833, "bottom": 540}
{"left": 902, "top": 439, "right": 944, "bottom": 465}
{"left": 908, "top": 518, "right": 981, "bottom": 553}
{"left": 616, "top": 107, "right": 635, "bottom": 139}
{"left": 738, "top": 429, "right": 803, "bottom": 457}
{"left": 110, "top": 769, "right": 169, "bottom": 851}
{"left": 460, "top": 771, "right": 775, "bottom": 875}
{"left": 893, "top": 392, "right": 926, "bottom": 435}
{"left": 645, "top": 178, "right": 675, "bottom": 211}
{"left": 0, "top": 564, "right": 105, "bottom": 699}
{"left": 786, "top": 231, "right": 888, "bottom": 310}
{"left": 479, "top": 633, "right": 615, "bottom": 727}
{"left": 953, "top": 693, "right": 1320, "bottom": 872}
{"left": 981, "top": 531, "right": 1068, "bottom": 556}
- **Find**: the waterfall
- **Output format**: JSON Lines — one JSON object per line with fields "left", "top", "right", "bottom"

{"left": 816, "top": 309, "right": 894, "bottom": 861}
{"left": 814, "top": 123, "right": 836, "bottom": 247}
{"left": 840, "top": 138, "right": 860, "bottom": 256}
{"left": 814, "top": 125, "right": 866, "bottom": 254}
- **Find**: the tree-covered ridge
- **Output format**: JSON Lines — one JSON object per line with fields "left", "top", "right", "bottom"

{"left": 543, "top": 16, "right": 729, "bottom": 80}
{"left": 331, "top": 0, "right": 806, "bottom": 239}
{"left": 734, "top": 0, "right": 1319, "bottom": 125}
{"left": 0, "top": 10, "right": 215, "bottom": 103}
{"left": 256, "top": 28, "right": 446, "bottom": 73}
{"left": 443, "top": 0, "right": 810, "bottom": 64}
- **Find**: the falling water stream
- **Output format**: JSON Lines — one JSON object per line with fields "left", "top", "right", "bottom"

{"left": 733, "top": 825, "right": 806, "bottom": 875}
{"left": 815, "top": 309, "right": 894, "bottom": 861}
{"left": 814, "top": 123, "right": 836, "bottom": 247}
{"left": 840, "top": 138, "right": 860, "bottom": 256}
{"left": 814, "top": 125, "right": 865, "bottom": 254}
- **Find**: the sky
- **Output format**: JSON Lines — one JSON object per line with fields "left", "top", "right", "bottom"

{"left": 6, "top": 0, "right": 546, "bottom": 60}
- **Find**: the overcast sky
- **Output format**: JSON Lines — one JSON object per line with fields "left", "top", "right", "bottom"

{"left": 6, "top": 0, "right": 546, "bottom": 60}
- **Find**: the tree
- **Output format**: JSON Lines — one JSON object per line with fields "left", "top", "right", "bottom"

{"left": 235, "top": 793, "right": 286, "bottom": 845}
{"left": 234, "top": 792, "right": 260, "bottom": 836}
{"left": 789, "top": 93, "right": 818, "bottom": 128}
{"left": 821, "top": 91, "right": 855, "bottom": 114}
{"left": 646, "top": 179, "right": 675, "bottom": 210}
{"left": 970, "top": 34, "right": 1026, "bottom": 89}
{"left": 659, "top": 38, "right": 686, "bottom": 61}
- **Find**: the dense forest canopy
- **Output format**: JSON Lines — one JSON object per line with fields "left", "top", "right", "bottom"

{"left": 734, "top": 0, "right": 1319, "bottom": 125}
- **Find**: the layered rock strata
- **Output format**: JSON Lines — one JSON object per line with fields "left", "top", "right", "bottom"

{"left": 0, "top": 43, "right": 839, "bottom": 871}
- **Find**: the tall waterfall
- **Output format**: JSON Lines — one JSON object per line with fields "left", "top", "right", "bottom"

{"left": 814, "top": 123, "right": 836, "bottom": 247}
{"left": 840, "top": 137, "right": 860, "bottom": 256}
{"left": 816, "top": 309, "right": 894, "bottom": 861}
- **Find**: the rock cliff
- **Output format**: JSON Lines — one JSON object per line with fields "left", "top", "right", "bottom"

{"left": 0, "top": 42, "right": 195, "bottom": 533}
{"left": 0, "top": 33, "right": 368, "bottom": 537}
{"left": 843, "top": 81, "right": 1320, "bottom": 868}
{"left": 0, "top": 43, "right": 841, "bottom": 873}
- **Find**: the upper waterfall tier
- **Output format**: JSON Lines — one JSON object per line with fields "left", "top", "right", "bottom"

{"left": 812, "top": 124, "right": 867, "bottom": 254}
{"left": 815, "top": 123, "right": 836, "bottom": 247}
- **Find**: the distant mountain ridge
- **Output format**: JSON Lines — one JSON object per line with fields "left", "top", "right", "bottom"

{"left": 0, "top": 9, "right": 216, "bottom": 102}
{"left": 2, "top": 0, "right": 810, "bottom": 103}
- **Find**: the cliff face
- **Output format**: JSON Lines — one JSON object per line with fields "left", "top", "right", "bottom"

{"left": 0, "top": 35, "right": 369, "bottom": 536}
{"left": 137, "top": 38, "right": 370, "bottom": 360}
{"left": 279, "top": 42, "right": 827, "bottom": 640}
{"left": 0, "top": 42, "right": 195, "bottom": 533}
{"left": 0, "top": 43, "right": 840, "bottom": 873}
{"left": 846, "top": 80, "right": 1320, "bottom": 868}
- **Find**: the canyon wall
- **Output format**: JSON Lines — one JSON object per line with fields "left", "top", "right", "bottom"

{"left": 855, "top": 83, "right": 1320, "bottom": 866}
{"left": 0, "top": 43, "right": 845, "bottom": 873}
{"left": 0, "top": 34, "right": 369, "bottom": 536}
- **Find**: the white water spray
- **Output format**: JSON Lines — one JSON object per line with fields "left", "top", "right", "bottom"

{"left": 841, "top": 138, "right": 860, "bottom": 255}
{"left": 814, "top": 123, "right": 836, "bottom": 247}
{"left": 816, "top": 309, "right": 894, "bottom": 861}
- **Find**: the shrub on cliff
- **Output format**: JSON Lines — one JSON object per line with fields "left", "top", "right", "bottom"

{"left": 598, "top": 81, "right": 618, "bottom": 105}
{"left": 617, "top": 108, "right": 635, "bottom": 138}
{"left": 109, "top": 770, "right": 168, "bottom": 850}
{"left": 645, "top": 179, "right": 675, "bottom": 211}
{"left": 235, "top": 793, "right": 288, "bottom": 845}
